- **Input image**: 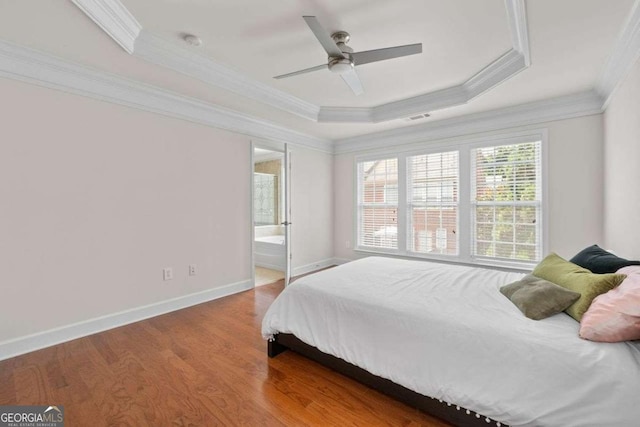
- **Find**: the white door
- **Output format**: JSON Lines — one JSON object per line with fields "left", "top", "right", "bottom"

{"left": 251, "top": 141, "right": 292, "bottom": 288}
{"left": 282, "top": 144, "right": 292, "bottom": 287}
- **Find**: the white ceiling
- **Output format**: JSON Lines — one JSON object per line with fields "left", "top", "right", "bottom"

{"left": 0, "top": 0, "right": 635, "bottom": 141}
{"left": 123, "top": 0, "right": 513, "bottom": 107}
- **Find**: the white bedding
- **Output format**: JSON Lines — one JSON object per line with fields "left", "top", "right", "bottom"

{"left": 262, "top": 257, "right": 640, "bottom": 427}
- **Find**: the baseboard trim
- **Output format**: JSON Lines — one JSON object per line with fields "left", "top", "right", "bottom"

{"left": 0, "top": 279, "right": 253, "bottom": 361}
{"left": 331, "top": 257, "right": 352, "bottom": 266}
{"left": 292, "top": 258, "right": 337, "bottom": 277}
{"left": 255, "top": 261, "right": 285, "bottom": 272}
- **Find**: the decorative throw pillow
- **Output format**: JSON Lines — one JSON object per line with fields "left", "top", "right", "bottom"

{"left": 569, "top": 244, "right": 640, "bottom": 274}
{"left": 532, "top": 253, "right": 627, "bottom": 321}
{"left": 580, "top": 266, "right": 640, "bottom": 342}
{"left": 500, "top": 274, "right": 581, "bottom": 320}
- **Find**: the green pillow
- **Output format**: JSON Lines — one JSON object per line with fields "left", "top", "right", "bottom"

{"left": 532, "top": 253, "right": 626, "bottom": 321}
{"left": 500, "top": 274, "right": 581, "bottom": 320}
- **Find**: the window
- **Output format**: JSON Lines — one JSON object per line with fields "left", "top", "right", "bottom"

{"left": 471, "top": 141, "right": 542, "bottom": 262}
{"left": 357, "top": 158, "right": 398, "bottom": 250}
{"left": 354, "top": 134, "right": 545, "bottom": 268}
{"left": 407, "top": 151, "right": 459, "bottom": 255}
{"left": 254, "top": 172, "right": 278, "bottom": 226}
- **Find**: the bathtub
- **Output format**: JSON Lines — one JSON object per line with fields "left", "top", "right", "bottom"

{"left": 255, "top": 234, "right": 286, "bottom": 271}
{"left": 256, "top": 235, "right": 285, "bottom": 244}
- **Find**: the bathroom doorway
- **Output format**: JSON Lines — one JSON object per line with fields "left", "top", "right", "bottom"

{"left": 251, "top": 142, "right": 291, "bottom": 287}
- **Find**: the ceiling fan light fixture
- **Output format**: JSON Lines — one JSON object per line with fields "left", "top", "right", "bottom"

{"left": 329, "top": 57, "right": 354, "bottom": 75}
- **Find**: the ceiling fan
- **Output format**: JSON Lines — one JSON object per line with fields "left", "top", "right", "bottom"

{"left": 274, "top": 16, "right": 422, "bottom": 95}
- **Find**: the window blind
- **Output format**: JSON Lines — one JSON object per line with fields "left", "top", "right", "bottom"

{"left": 471, "top": 141, "right": 542, "bottom": 262}
{"left": 407, "top": 151, "right": 459, "bottom": 255}
{"left": 357, "top": 158, "right": 398, "bottom": 249}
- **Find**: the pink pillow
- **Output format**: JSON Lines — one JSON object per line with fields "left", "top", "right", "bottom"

{"left": 579, "top": 265, "right": 640, "bottom": 342}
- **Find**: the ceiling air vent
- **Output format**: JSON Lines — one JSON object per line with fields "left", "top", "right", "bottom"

{"left": 406, "top": 113, "right": 431, "bottom": 122}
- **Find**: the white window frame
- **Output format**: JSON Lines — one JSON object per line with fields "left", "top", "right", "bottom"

{"left": 355, "top": 156, "right": 402, "bottom": 254}
{"left": 469, "top": 140, "right": 546, "bottom": 264}
{"left": 353, "top": 129, "right": 548, "bottom": 270}
{"left": 406, "top": 150, "right": 460, "bottom": 257}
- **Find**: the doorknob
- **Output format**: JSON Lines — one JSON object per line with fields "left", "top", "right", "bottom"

{"left": 281, "top": 221, "right": 292, "bottom": 226}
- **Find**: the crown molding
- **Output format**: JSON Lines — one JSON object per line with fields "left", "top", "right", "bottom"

{"left": 318, "top": 48, "right": 527, "bottom": 124}
{"left": 505, "top": 0, "right": 530, "bottom": 65}
{"left": 134, "top": 31, "right": 320, "bottom": 121}
{"left": 72, "top": 0, "right": 530, "bottom": 124}
{"left": 318, "top": 0, "right": 530, "bottom": 124}
{"left": 6, "top": 1, "right": 634, "bottom": 157}
{"left": 370, "top": 86, "right": 469, "bottom": 123}
{"left": 596, "top": 0, "right": 640, "bottom": 108}
{"left": 333, "top": 91, "right": 604, "bottom": 154}
{"left": 317, "top": 107, "right": 373, "bottom": 122}
{"left": 71, "top": 0, "right": 141, "bottom": 54}
{"left": 464, "top": 49, "right": 526, "bottom": 99}
{"left": 0, "top": 40, "right": 332, "bottom": 153}
{"left": 315, "top": 0, "right": 531, "bottom": 123}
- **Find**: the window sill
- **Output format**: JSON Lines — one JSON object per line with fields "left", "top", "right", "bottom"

{"left": 353, "top": 248, "right": 535, "bottom": 273}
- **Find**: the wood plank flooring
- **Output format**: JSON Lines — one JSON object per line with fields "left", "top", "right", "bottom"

{"left": 0, "top": 279, "right": 451, "bottom": 426}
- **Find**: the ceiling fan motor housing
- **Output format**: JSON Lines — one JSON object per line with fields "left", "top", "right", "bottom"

{"left": 331, "top": 31, "right": 351, "bottom": 45}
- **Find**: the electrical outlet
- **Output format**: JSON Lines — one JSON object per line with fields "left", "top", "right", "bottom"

{"left": 163, "top": 267, "right": 173, "bottom": 281}
{"left": 345, "top": 240, "right": 351, "bottom": 249}
{"left": 189, "top": 264, "right": 197, "bottom": 276}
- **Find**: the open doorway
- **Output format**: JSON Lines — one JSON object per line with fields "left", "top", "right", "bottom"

{"left": 253, "top": 145, "right": 287, "bottom": 286}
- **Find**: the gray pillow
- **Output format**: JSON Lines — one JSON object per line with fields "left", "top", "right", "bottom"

{"left": 500, "top": 274, "right": 581, "bottom": 320}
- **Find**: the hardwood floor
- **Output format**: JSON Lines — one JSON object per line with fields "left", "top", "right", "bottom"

{"left": 0, "top": 279, "right": 451, "bottom": 426}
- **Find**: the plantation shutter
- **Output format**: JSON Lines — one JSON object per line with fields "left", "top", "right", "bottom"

{"left": 357, "top": 158, "right": 399, "bottom": 250}
{"left": 471, "top": 141, "right": 542, "bottom": 262}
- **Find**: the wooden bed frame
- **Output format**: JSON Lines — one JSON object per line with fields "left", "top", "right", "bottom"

{"left": 268, "top": 333, "right": 506, "bottom": 427}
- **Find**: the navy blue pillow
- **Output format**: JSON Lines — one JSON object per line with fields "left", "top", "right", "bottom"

{"left": 570, "top": 245, "right": 640, "bottom": 274}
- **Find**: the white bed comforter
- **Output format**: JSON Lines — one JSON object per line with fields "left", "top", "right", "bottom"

{"left": 262, "top": 257, "right": 640, "bottom": 427}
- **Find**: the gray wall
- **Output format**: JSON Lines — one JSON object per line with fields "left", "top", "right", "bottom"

{"left": 604, "top": 57, "right": 640, "bottom": 258}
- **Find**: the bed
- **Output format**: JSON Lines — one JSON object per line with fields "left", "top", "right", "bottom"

{"left": 262, "top": 256, "right": 640, "bottom": 427}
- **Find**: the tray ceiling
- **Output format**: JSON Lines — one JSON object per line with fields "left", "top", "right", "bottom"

{"left": 0, "top": 0, "right": 636, "bottom": 141}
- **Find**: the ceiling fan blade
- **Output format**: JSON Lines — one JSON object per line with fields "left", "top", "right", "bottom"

{"left": 302, "top": 16, "right": 345, "bottom": 58}
{"left": 274, "top": 64, "right": 328, "bottom": 79}
{"left": 352, "top": 43, "right": 422, "bottom": 66}
{"left": 341, "top": 67, "right": 363, "bottom": 95}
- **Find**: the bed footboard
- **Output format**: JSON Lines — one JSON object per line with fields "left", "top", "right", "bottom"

{"left": 268, "top": 333, "right": 507, "bottom": 427}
